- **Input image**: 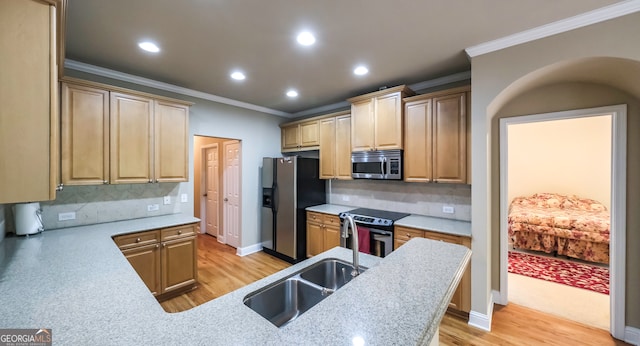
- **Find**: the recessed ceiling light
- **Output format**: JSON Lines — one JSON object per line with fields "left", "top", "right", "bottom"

{"left": 354, "top": 65, "right": 369, "bottom": 76}
{"left": 230, "top": 71, "right": 246, "bottom": 80}
{"left": 138, "top": 41, "right": 160, "bottom": 53}
{"left": 296, "top": 31, "right": 316, "bottom": 46}
{"left": 286, "top": 89, "right": 299, "bottom": 98}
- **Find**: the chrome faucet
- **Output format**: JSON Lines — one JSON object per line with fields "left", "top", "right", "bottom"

{"left": 341, "top": 214, "right": 360, "bottom": 277}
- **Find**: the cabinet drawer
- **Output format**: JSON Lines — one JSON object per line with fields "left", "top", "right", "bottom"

{"left": 394, "top": 226, "right": 424, "bottom": 242}
{"left": 324, "top": 215, "right": 340, "bottom": 227}
{"left": 423, "top": 230, "right": 464, "bottom": 245}
{"left": 307, "top": 211, "right": 325, "bottom": 224}
{"left": 114, "top": 230, "right": 160, "bottom": 250}
{"left": 161, "top": 224, "right": 196, "bottom": 241}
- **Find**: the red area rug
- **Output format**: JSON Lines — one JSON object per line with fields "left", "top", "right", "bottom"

{"left": 508, "top": 251, "right": 609, "bottom": 295}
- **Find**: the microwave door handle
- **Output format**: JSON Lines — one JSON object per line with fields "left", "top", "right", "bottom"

{"left": 381, "top": 157, "right": 386, "bottom": 177}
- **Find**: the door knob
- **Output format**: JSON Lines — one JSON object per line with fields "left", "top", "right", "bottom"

{"left": 224, "top": 198, "right": 229, "bottom": 202}
{"left": 203, "top": 193, "right": 208, "bottom": 197}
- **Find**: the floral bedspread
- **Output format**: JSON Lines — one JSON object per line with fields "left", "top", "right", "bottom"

{"left": 508, "top": 193, "right": 610, "bottom": 264}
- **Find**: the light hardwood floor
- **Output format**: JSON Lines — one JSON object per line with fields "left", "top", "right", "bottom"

{"left": 162, "top": 234, "right": 629, "bottom": 345}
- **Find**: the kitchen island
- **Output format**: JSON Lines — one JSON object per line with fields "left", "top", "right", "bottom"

{"left": 0, "top": 214, "right": 470, "bottom": 345}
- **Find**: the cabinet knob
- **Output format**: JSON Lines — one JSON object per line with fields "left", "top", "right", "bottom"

{"left": 406, "top": 233, "right": 411, "bottom": 238}
{"left": 56, "top": 183, "right": 64, "bottom": 191}
{"left": 155, "top": 179, "right": 159, "bottom": 183}
{"left": 136, "top": 238, "right": 141, "bottom": 243}
{"left": 162, "top": 243, "right": 166, "bottom": 247}
{"left": 148, "top": 179, "right": 153, "bottom": 183}
{"left": 156, "top": 244, "right": 159, "bottom": 249}
{"left": 178, "top": 230, "right": 182, "bottom": 235}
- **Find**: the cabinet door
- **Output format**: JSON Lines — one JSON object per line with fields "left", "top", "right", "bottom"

{"left": 433, "top": 93, "right": 466, "bottom": 183}
{"left": 0, "top": 0, "right": 57, "bottom": 203}
{"left": 335, "top": 115, "right": 352, "bottom": 180}
{"left": 319, "top": 118, "right": 336, "bottom": 179}
{"left": 122, "top": 243, "right": 161, "bottom": 296}
{"left": 110, "top": 92, "right": 153, "bottom": 184}
{"left": 404, "top": 100, "right": 432, "bottom": 182}
{"left": 306, "top": 221, "right": 324, "bottom": 257}
{"left": 374, "top": 92, "right": 403, "bottom": 150}
{"left": 161, "top": 236, "right": 197, "bottom": 294}
{"left": 299, "top": 120, "right": 320, "bottom": 147}
{"left": 423, "top": 230, "right": 471, "bottom": 313}
{"left": 324, "top": 225, "right": 341, "bottom": 251}
{"left": 281, "top": 124, "right": 300, "bottom": 150}
{"left": 154, "top": 100, "right": 189, "bottom": 182}
{"left": 61, "top": 83, "right": 110, "bottom": 185}
{"left": 351, "top": 99, "right": 374, "bottom": 151}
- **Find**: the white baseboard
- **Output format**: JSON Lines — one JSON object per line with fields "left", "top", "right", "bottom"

{"left": 626, "top": 326, "right": 640, "bottom": 345}
{"left": 492, "top": 289, "right": 507, "bottom": 306}
{"left": 468, "top": 294, "right": 495, "bottom": 331}
{"left": 236, "top": 243, "right": 263, "bottom": 257}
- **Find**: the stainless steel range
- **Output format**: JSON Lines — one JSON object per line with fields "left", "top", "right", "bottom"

{"left": 338, "top": 208, "right": 410, "bottom": 257}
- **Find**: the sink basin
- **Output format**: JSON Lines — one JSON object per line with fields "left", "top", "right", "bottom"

{"left": 243, "top": 278, "right": 328, "bottom": 328}
{"left": 243, "top": 258, "right": 367, "bottom": 327}
{"left": 299, "top": 259, "right": 366, "bottom": 290}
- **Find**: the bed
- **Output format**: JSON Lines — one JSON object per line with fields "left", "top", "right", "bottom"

{"left": 508, "top": 192, "right": 610, "bottom": 264}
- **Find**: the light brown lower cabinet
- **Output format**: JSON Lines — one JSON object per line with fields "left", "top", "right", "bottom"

{"left": 306, "top": 211, "right": 341, "bottom": 257}
{"left": 394, "top": 225, "right": 471, "bottom": 316}
{"left": 114, "top": 223, "right": 197, "bottom": 300}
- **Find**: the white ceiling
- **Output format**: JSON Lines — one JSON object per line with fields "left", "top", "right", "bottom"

{"left": 65, "top": 0, "right": 621, "bottom": 116}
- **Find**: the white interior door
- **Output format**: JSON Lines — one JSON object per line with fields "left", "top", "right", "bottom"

{"left": 223, "top": 140, "right": 241, "bottom": 248}
{"left": 205, "top": 145, "right": 220, "bottom": 239}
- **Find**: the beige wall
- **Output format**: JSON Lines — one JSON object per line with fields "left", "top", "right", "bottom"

{"left": 470, "top": 10, "right": 640, "bottom": 328}
{"left": 508, "top": 115, "right": 611, "bottom": 209}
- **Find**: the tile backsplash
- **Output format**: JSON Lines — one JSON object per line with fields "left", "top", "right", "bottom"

{"left": 40, "top": 183, "right": 188, "bottom": 230}
{"left": 328, "top": 180, "right": 471, "bottom": 221}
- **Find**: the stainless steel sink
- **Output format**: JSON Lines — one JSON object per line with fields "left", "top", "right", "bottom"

{"left": 243, "top": 258, "right": 367, "bottom": 327}
{"left": 299, "top": 258, "right": 365, "bottom": 290}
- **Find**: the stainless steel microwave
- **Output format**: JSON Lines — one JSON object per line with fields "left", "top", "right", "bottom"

{"left": 351, "top": 149, "right": 402, "bottom": 180}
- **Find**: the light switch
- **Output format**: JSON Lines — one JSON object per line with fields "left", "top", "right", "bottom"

{"left": 164, "top": 196, "right": 171, "bottom": 205}
{"left": 181, "top": 194, "right": 188, "bottom": 203}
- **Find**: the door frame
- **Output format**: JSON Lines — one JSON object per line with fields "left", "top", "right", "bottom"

{"left": 201, "top": 143, "right": 219, "bottom": 238}
{"left": 222, "top": 140, "right": 242, "bottom": 249}
{"left": 498, "top": 104, "right": 627, "bottom": 338}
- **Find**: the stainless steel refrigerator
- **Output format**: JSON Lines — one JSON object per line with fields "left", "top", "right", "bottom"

{"left": 261, "top": 156, "right": 325, "bottom": 263}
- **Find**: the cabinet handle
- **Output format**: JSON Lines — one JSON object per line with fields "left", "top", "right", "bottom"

{"left": 56, "top": 183, "right": 64, "bottom": 191}
{"left": 136, "top": 238, "right": 141, "bottom": 243}
{"left": 406, "top": 233, "right": 411, "bottom": 238}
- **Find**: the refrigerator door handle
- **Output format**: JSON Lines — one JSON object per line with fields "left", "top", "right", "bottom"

{"left": 273, "top": 182, "right": 278, "bottom": 213}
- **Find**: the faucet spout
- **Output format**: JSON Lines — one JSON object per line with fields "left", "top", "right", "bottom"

{"left": 341, "top": 215, "right": 360, "bottom": 277}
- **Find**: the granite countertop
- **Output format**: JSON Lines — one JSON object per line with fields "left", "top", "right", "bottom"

{"left": 306, "top": 204, "right": 471, "bottom": 237}
{"left": 395, "top": 215, "right": 472, "bottom": 238}
{"left": 0, "top": 214, "right": 471, "bottom": 345}
{"left": 305, "top": 204, "right": 354, "bottom": 215}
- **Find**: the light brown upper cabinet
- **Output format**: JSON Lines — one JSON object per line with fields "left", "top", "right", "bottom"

{"left": 154, "top": 101, "right": 189, "bottom": 183}
{"left": 61, "top": 83, "right": 110, "bottom": 185}
{"left": 110, "top": 92, "right": 154, "bottom": 184}
{"left": 0, "top": 0, "right": 65, "bottom": 204}
{"left": 319, "top": 111, "right": 352, "bottom": 180}
{"left": 60, "top": 78, "right": 192, "bottom": 185}
{"left": 281, "top": 119, "right": 320, "bottom": 152}
{"left": 404, "top": 86, "right": 469, "bottom": 184}
{"left": 348, "top": 85, "right": 414, "bottom": 152}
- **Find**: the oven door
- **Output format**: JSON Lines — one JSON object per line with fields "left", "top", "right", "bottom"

{"left": 342, "top": 226, "right": 393, "bottom": 258}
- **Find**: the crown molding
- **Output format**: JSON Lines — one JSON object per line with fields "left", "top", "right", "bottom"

{"left": 292, "top": 70, "right": 471, "bottom": 118}
{"left": 466, "top": 0, "right": 640, "bottom": 58}
{"left": 64, "top": 59, "right": 292, "bottom": 118}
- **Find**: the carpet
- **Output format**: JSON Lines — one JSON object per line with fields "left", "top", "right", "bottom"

{"left": 508, "top": 251, "right": 609, "bottom": 295}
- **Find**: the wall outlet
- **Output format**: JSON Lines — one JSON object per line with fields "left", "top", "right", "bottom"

{"left": 147, "top": 204, "right": 160, "bottom": 212}
{"left": 442, "top": 206, "right": 455, "bottom": 214}
{"left": 163, "top": 196, "right": 171, "bottom": 205}
{"left": 181, "top": 193, "right": 188, "bottom": 203}
{"left": 58, "top": 212, "right": 76, "bottom": 221}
